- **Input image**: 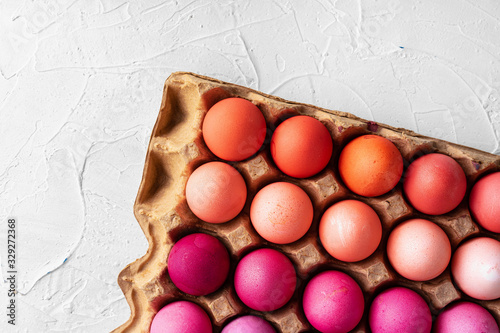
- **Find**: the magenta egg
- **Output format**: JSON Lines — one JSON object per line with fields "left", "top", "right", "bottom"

{"left": 369, "top": 287, "right": 432, "bottom": 333}
{"left": 168, "top": 233, "right": 230, "bottom": 296}
{"left": 433, "top": 301, "right": 499, "bottom": 333}
{"left": 234, "top": 248, "right": 296, "bottom": 311}
{"left": 222, "top": 315, "right": 276, "bottom": 333}
{"left": 150, "top": 301, "right": 212, "bottom": 333}
{"left": 303, "top": 270, "right": 364, "bottom": 333}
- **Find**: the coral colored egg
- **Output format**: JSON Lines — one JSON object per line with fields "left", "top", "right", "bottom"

{"left": 403, "top": 153, "right": 467, "bottom": 215}
{"left": 203, "top": 97, "right": 267, "bottom": 161}
{"left": 168, "top": 233, "right": 230, "bottom": 296}
{"left": 319, "top": 200, "right": 382, "bottom": 262}
{"left": 303, "top": 270, "right": 364, "bottom": 333}
{"left": 451, "top": 237, "right": 500, "bottom": 300}
{"left": 469, "top": 172, "right": 500, "bottom": 233}
{"left": 369, "top": 287, "right": 432, "bottom": 333}
{"left": 433, "top": 301, "right": 499, "bottom": 333}
{"left": 271, "top": 115, "right": 333, "bottom": 178}
{"left": 186, "top": 161, "right": 247, "bottom": 223}
{"left": 150, "top": 301, "right": 212, "bottom": 333}
{"left": 234, "top": 248, "right": 296, "bottom": 311}
{"left": 387, "top": 219, "right": 451, "bottom": 281}
{"left": 338, "top": 135, "right": 403, "bottom": 197}
{"left": 250, "top": 182, "right": 313, "bottom": 244}
{"left": 222, "top": 315, "right": 276, "bottom": 333}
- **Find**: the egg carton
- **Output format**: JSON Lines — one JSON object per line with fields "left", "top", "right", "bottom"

{"left": 113, "top": 72, "right": 500, "bottom": 332}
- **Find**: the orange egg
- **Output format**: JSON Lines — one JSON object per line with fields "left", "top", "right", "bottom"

{"left": 319, "top": 200, "right": 382, "bottom": 262}
{"left": 250, "top": 182, "right": 313, "bottom": 244}
{"left": 203, "top": 98, "right": 267, "bottom": 161}
{"left": 271, "top": 115, "right": 333, "bottom": 178}
{"left": 338, "top": 135, "right": 403, "bottom": 197}
{"left": 185, "top": 161, "right": 247, "bottom": 223}
{"left": 387, "top": 219, "right": 451, "bottom": 281}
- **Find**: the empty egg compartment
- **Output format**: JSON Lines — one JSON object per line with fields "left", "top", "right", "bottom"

{"left": 114, "top": 72, "right": 500, "bottom": 333}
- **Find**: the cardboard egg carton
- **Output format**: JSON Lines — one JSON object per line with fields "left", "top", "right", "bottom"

{"left": 113, "top": 72, "right": 500, "bottom": 332}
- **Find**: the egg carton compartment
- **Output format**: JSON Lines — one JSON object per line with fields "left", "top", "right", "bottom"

{"left": 113, "top": 72, "right": 500, "bottom": 332}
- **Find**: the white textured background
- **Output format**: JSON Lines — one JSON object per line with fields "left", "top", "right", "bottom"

{"left": 0, "top": 0, "right": 499, "bottom": 332}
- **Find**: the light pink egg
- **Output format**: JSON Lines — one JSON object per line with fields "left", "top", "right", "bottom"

{"left": 234, "top": 248, "right": 296, "bottom": 311}
{"left": 387, "top": 219, "right": 451, "bottom": 281}
{"left": 150, "top": 301, "right": 212, "bottom": 333}
{"left": 451, "top": 237, "right": 500, "bottom": 300}
{"left": 433, "top": 301, "right": 499, "bottom": 333}
{"left": 186, "top": 161, "right": 247, "bottom": 223}
{"left": 319, "top": 200, "right": 382, "bottom": 262}
{"left": 369, "top": 287, "right": 432, "bottom": 333}
{"left": 469, "top": 172, "right": 500, "bottom": 233}
{"left": 250, "top": 182, "right": 313, "bottom": 244}
{"left": 303, "top": 270, "right": 364, "bottom": 333}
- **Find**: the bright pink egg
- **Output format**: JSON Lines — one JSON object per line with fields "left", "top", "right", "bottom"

{"left": 403, "top": 153, "right": 466, "bottom": 215}
{"left": 234, "top": 248, "right": 296, "bottom": 311}
{"left": 369, "top": 287, "right": 432, "bottom": 333}
{"left": 433, "top": 301, "right": 499, "bottom": 333}
{"left": 186, "top": 161, "right": 247, "bottom": 223}
{"left": 168, "top": 233, "right": 230, "bottom": 296}
{"left": 469, "top": 172, "right": 500, "bottom": 233}
{"left": 303, "top": 270, "right": 364, "bottom": 333}
{"left": 451, "top": 237, "right": 500, "bottom": 300}
{"left": 222, "top": 315, "right": 276, "bottom": 333}
{"left": 150, "top": 301, "right": 212, "bottom": 333}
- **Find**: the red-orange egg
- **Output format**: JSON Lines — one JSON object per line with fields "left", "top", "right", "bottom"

{"left": 185, "top": 161, "right": 247, "bottom": 223}
{"left": 338, "top": 135, "right": 403, "bottom": 197}
{"left": 271, "top": 116, "right": 333, "bottom": 178}
{"left": 469, "top": 172, "right": 500, "bottom": 233}
{"left": 203, "top": 98, "right": 266, "bottom": 161}
{"left": 319, "top": 200, "right": 382, "bottom": 262}
{"left": 387, "top": 219, "right": 451, "bottom": 281}
{"left": 403, "top": 153, "right": 466, "bottom": 215}
{"left": 250, "top": 182, "right": 313, "bottom": 244}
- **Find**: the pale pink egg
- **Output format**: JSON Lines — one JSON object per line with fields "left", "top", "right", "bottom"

{"left": 186, "top": 161, "right": 247, "bottom": 223}
{"left": 451, "top": 237, "right": 500, "bottom": 300}
{"left": 387, "top": 219, "right": 451, "bottom": 281}
{"left": 250, "top": 182, "right": 313, "bottom": 244}
{"left": 319, "top": 200, "right": 382, "bottom": 262}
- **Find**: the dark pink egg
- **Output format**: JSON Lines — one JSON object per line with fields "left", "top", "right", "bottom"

{"left": 403, "top": 153, "right": 466, "bottom": 215}
{"left": 369, "top": 287, "right": 432, "bottom": 333}
{"left": 234, "top": 248, "right": 296, "bottom": 311}
{"left": 150, "top": 301, "right": 212, "bottom": 333}
{"left": 433, "top": 301, "right": 499, "bottom": 333}
{"left": 222, "top": 315, "right": 276, "bottom": 333}
{"left": 303, "top": 270, "right": 364, "bottom": 333}
{"left": 168, "top": 233, "right": 230, "bottom": 296}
